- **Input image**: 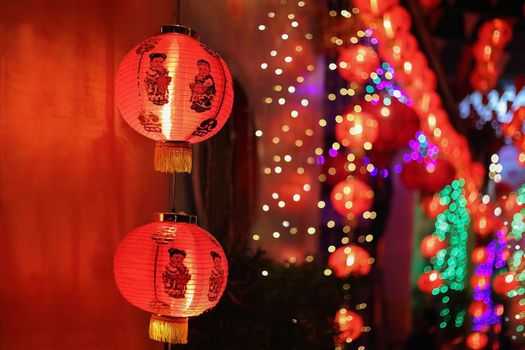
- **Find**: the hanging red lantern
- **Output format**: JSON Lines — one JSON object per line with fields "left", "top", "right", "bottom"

{"left": 466, "top": 332, "right": 488, "bottom": 350}
{"left": 471, "top": 246, "right": 489, "bottom": 265}
{"left": 422, "top": 194, "right": 445, "bottom": 219}
{"left": 472, "top": 42, "right": 503, "bottom": 63}
{"left": 115, "top": 25, "right": 234, "bottom": 173}
{"left": 493, "top": 272, "right": 518, "bottom": 296}
{"left": 353, "top": 0, "right": 399, "bottom": 15}
{"left": 469, "top": 71, "right": 499, "bottom": 93}
{"left": 334, "top": 308, "right": 363, "bottom": 344}
{"left": 419, "top": 0, "right": 441, "bottom": 10}
{"left": 337, "top": 45, "right": 380, "bottom": 83}
{"left": 468, "top": 301, "right": 488, "bottom": 318}
{"left": 330, "top": 178, "right": 374, "bottom": 219}
{"left": 420, "top": 234, "right": 447, "bottom": 258}
{"left": 394, "top": 51, "right": 427, "bottom": 86}
{"left": 417, "top": 270, "right": 443, "bottom": 293}
{"left": 336, "top": 108, "right": 379, "bottom": 149}
{"left": 478, "top": 19, "right": 513, "bottom": 49}
{"left": 470, "top": 275, "right": 490, "bottom": 290}
{"left": 378, "top": 33, "right": 418, "bottom": 65}
{"left": 472, "top": 214, "right": 500, "bottom": 237}
{"left": 114, "top": 212, "right": 228, "bottom": 344}
{"left": 328, "top": 244, "right": 372, "bottom": 277}
{"left": 373, "top": 5, "right": 412, "bottom": 41}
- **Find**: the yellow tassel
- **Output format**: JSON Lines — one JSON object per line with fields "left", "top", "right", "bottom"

{"left": 154, "top": 141, "right": 192, "bottom": 173}
{"left": 149, "top": 315, "right": 188, "bottom": 344}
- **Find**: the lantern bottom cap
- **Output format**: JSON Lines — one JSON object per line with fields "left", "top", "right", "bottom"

{"left": 154, "top": 141, "right": 192, "bottom": 173}
{"left": 149, "top": 315, "right": 188, "bottom": 344}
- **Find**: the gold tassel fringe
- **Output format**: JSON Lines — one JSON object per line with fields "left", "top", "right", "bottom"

{"left": 149, "top": 315, "right": 188, "bottom": 344}
{"left": 154, "top": 141, "right": 192, "bottom": 173}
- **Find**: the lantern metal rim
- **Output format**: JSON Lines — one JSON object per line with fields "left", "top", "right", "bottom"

{"left": 156, "top": 212, "right": 197, "bottom": 224}
{"left": 160, "top": 25, "right": 200, "bottom": 40}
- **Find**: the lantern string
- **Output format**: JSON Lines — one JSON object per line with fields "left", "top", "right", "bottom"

{"left": 175, "top": 0, "right": 181, "bottom": 24}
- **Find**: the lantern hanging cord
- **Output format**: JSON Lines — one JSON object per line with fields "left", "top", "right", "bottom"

{"left": 175, "top": 0, "right": 181, "bottom": 24}
{"left": 171, "top": 173, "right": 177, "bottom": 212}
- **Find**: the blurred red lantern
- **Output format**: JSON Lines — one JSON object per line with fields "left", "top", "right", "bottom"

{"left": 334, "top": 308, "right": 363, "bottom": 344}
{"left": 471, "top": 246, "right": 489, "bottom": 265}
{"left": 478, "top": 19, "right": 513, "bottom": 49}
{"left": 361, "top": 98, "right": 420, "bottom": 152}
{"left": 328, "top": 244, "right": 371, "bottom": 277}
{"left": 468, "top": 301, "right": 487, "bottom": 318}
{"left": 499, "top": 192, "right": 520, "bottom": 218}
{"left": 338, "top": 45, "right": 380, "bottom": 83}
{"left": 336, "top": 108, "right": 379, "bottom": 148}
{"left": 470, "top": 275, "right": 490, "bottom": 290}
{"left": 470, "top": 71, "right": 499, "bottom": 93}
{"left": 374, "top": 6, "right": 412, "bottom": 41}
{"left": 115, "top": 25, "right": 234, "bottom": 173}
{"left": 378, "top": 33, "right": 418, "bottom": 65}
{"left": 420, "top": 234, "right": 447, "bottom": 258}
{"left": 401, "top": 159, "right": 455, "bottom": 194}
{"left": 395, "top": 51, "right": 427, "bottom": 86}
{"left": 331, "top": 178, "right": 374, "bottom": 219}
{"left": 519, "top": 151, "right": 525, "bottom": 166}
{"left": 493, "top": 272, "right": 518, "bottom": 296}
{"left": 466, "top": 332, "right": 488, "bottom": 350}
{"left": 354, "top": 0, "right": 399, "bottom": 15}
{"left": 404, "top": 68, "right": 437, "bottom": 95}
{"left": 419, "top": 0, "right": 441, "bottom": 10}
{"left": 418, "top": 270, "right": 443, "bottom": 293}
{"left": 472, "top": 214, "right": 500, "bottom": 237}
{"left": 472, "top": 42, "right": 503, "bottom": 63}
{"left": 114, "top": 212, "right": 228, "bottom": 344}
{"left": 422, "top": 194, "right": 445, "bottom": 219}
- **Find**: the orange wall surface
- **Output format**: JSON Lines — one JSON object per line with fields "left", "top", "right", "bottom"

{"left": 0, "top": 1, "right": 175, "bottom": 349}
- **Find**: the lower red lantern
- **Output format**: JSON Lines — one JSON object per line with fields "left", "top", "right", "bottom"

{"left": 114, "top": 212, "right": 228, "bottom": 344}
{"left": 334, "top": 308, "right": 363, "bottom": 345}
{"left": 468, "top": 301, "right": 488, "bottom": 318}
{"left": 466, "top": 332, "right": 488, "bottom": 350}
{"left": 493, "top": 272, "right": 518, "bottom": 296}
{"left": 417, "top": 270, "right": 443, "bottom": 293}
{"left": 335, "top": 108, "right": 379, "bottom": 149}
{"left": 337, "top": 45, "right": 380, "bottom": 83}
{"left": 421, "top": 194, "right": 445, "bottom": 219}
{"left": 471, "top": 246, "right": 488, "bottom": 265}
{"left": 420, "top": 234, "right": 447, "bottom": 258}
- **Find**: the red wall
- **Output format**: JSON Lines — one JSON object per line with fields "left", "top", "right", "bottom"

{"left": 0, "top": 1, "right": 175, "bottom": 348}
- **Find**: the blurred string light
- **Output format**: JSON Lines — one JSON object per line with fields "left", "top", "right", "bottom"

{"left": 402, "top": 131, "right": 439, "bottom": 171}
{"left": 254, "top": 0, "right": 321, "bottom": 251}
{"left": 423, "top": 179, "right": 470, "bottom": 328}
{"left": 488, "top": 153, "right": 503, "bottom": 183}
{"left": 471, "top": 239, "right": 504, "bottom": 332}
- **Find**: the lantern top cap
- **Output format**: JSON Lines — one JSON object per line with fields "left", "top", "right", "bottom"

{"left": 160, "top": 25, "right": 200, "bottom": 40}
{"left": 156, "top": 212, "right": 197, "bottom": 224}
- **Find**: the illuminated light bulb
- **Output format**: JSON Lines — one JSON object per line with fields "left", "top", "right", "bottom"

{"left": 275, "top": 68, "right": 283, "bottom": 75}
{"left": 258, "top": 25, "right": 266, "bottom": 31}
{"left": 295, "top": 45, "right": 303, "bottom": 52}
{"left": 291, "top": 21, "right": 299, "bottom": 27}
{"left": 293, "top": 194, "right": 301, "bottom": 201}
{"left": 278, "top": 98, "right": 286, "bottom": 105}
{"left": 262, "top": 270, "right": 269, "bottom": 276}
{"left": 307, "top": 227, "right": 316, "bottom": 234}
{"left": 255, "top": 130, "right": 263, "bottom": 137}
{"left": 252, "top": 234, "right": 260, "bottom": 241}
{"left": 301, "top": 99, "right": 309, "bottom": 107}
{"left": 272, "top": 192, "right": 279, "bottom": 199}
{"left": 284, "top": 155, "right": 292, "bottom": 162}
{"left": 281, "top": 34, "right": 289, "bottom": 40}
{"left": 262, "top": 204, "right": 270, "bottom": 211}
{"left": 264, "top": 97, "right": 273, "bottom": 104}
{"left": 288, "top": 86, "right": 296, "bottom": 93}
{"left": 303, "top": 184, "right": 311, "bottom": 191}
{"left": 270, "top": 50, "right": 277, "bottom": 56}
{"left": 296, "top": 76, "right": 304, "bottom": 83}
{"left": 272, "top": 137, "right": 280, "bottom": 144}
{"left": 291, "top": 110, "right": 299, "bottom": 118}
{"left": 278, "top": 201, "right": 285, "bottom": 208}
{"left": 284, "top": 56, "right": 292, "bottom": 63}
{"left": 272, "top": 232, "right": 280, "bottom": 238}
{"left": 261, "top": 63, "right": 268, "bottom": 69}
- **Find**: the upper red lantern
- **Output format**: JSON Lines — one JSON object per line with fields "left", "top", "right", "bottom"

{"left": 114, "top": 212, "right": 228, "bottom": 344}
{"left": 115, "top": 25, "right": 234, "bottom": 173}
{"left": 417, "top": 270, "right": 443, "bottom": 293}
{"left": 337, "top": 45, "right": 380, "bottom": 83}
{"left": 466, "top": 332, "right": 488, "bottom": 350}
{"left": 478, "top": 19, "right": 513, "bottom": 49}
{"left": 353, "top": 0, "right": 399, "bottom": 16}
{"left": 420, "top": 234, "right": 447, "bottom": 258}
{"left": 328, "top": 244, "right": 372, "bottom": 278}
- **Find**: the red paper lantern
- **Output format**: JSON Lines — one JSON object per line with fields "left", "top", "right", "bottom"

{"left": 395, "top": 51, "right": 427, "bottom": 86}
{"left": 353, "top": 0, "right": 399, "bottom": 15}
{"left": 478, "top": 19, "right": 513, "bottom": 49}
{"left": 472, "top": 42, "right": 503, "bottom": 63}
{"left": 378, "top": 33, "right": 418, "bottom": 66}
{"left": 422, "top": 194, "right": 445, "bottom": 219}
{"left": 328, "top": 245, "right": 372, "bottom": 277}
{"left": 374, "top": 6, "right": 412, "bottom": 41}
{"left": 470, "top": 275, "right": 490, "bottom": 290}
{"left": 334, "top": 308, "right": 363, "bottom": 344}
{"left": 336, "top": 108, "right": 379, "bottom": 148}
{"left": 115, "top": 25, "right": 234, "bottom": 173}
{"left": 330, "top": 178, "right": 374, "bottom": 219}
{"left": 493, "top": 272, "right": 518, "bottom": 296}
{"left": 114, "top": 212, "right": 228, "bottom": 344}
{"left": 420, "top": 234, "right": 447, "bottom": 258}
{"left": 468, "top": 301, "right": 488, "bottom": 318}
{"left": 337, "top": 45, "right": 380, "bottom": 83}
{"left": 471, "top": 246, "right": 488, "bottom": 265}
{"left": 466, "top": 332, "right": 488, "bottom": 350}
{"left": 419, "top": 0, "right": 441, "bottom": 10}
{"left": 472, "top": 214, "right": 499, "bottom": 237}
{"left": 417, "top": 270, "right": 443, "bottom": 293}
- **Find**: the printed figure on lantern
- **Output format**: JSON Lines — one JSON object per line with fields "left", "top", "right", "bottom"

{"left": 207, "top": 251, "right": 224, "bottom": 302}
{"left": 144, "top": 53, "right": 172, "bottom": 105}
{"left": 162, "top": 248, "right": 191, "bottom": 298}
{"left": 189, "top": 59, "right": 216, "bottom": 113}
{"left": 138, "top": 112, "right": 162, "bottom": 133}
